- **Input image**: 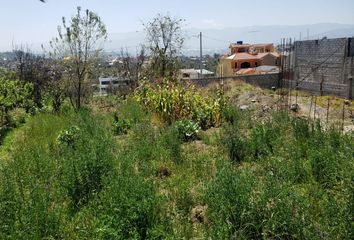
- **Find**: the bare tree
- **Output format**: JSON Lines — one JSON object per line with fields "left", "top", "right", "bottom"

{"left": 54, "top": 7, "right": 107, "bottom": 110}
{"left": 116, "top": 46, "right": 146, "bottom": 89}
{"left": 13, "top": 47, "right": 47, "bottom": 108}
{"left": 143, "top": 14, "right": 184, "bottom": 79}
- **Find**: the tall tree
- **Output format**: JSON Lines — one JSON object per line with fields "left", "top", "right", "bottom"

{"left": 143, "top": 14, "right": 184, "bottom": 79}
{"left": 55, "top": 7, "right": 107, "bottom": 110}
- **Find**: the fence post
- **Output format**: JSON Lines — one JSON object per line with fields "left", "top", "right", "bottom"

{"left": 313, "top": 96, "right": 317, "bottom": 121}
{"left": 348, "top": 75, "right": 353, "bottom": 100}
{"left": 320, "top": 75, "right": 324, "bottom": 96}
{"left": 308, "top": 95, "right": 314, "bottom": 119}
{"left": 341, "top": 100, "right": 345, "bottom": 131}
{"left": 326, "top": 98, "right": 330, "bottom": 124}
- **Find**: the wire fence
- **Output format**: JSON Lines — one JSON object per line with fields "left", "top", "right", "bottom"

{"left": 273, "top": 38, "right": 353, "bottom": 132}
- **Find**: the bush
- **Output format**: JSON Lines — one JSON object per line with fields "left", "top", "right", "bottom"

{"left": 0, "top": 72, "right": 33, "bottom": 127}
{"left": 213, "top": 112, "right": 353, "bottom": 239}
{"left": 221, "top": 123, "right": 248, "bottom": 164}
{"left": 0, "top": 111, "right": 115, "bottom": 238}
{"left": 205, "top": 167, "right": 260, "bottom": 238}
{"left": 117, "top": 98, "right": 149, "bottom": 124}
{"left": 93, "top": 171, "right": 166, "bottom": 239}
{"left": 173, "top": 119, "right": 199, "bottom": 142}
{"left": 248, "top": 122, "right": 280, "bottom": 159}
{"left": 57, "top": 125, "right": 80, "bottom": 146}
{"left": 113, "top": 113, "right": 131, "bottom": 135}
{"left": 161, "top": 126, "right": 183, "bottom": 164}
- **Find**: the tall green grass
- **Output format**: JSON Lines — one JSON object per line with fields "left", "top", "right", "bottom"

{"left": 0, "top": 109, "right": 168, "bottom": 239}
{"left": 0, "top": 98, "right": 352, "bottom": 239}
{"left": 206, "top": 111, "right": 354, "bottom": 239}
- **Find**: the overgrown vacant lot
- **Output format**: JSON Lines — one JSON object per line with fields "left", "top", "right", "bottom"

{"left": 0, "top": 87, "right": 353, "bottom": 239}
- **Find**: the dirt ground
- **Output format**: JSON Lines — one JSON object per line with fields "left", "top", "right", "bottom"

{"left": 209, "top": 80, "right": 354, "bottom": 132}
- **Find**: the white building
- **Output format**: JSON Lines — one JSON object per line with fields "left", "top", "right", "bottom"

{"left": 180, "top": 69, "right": 215, "bottom": 80}
{"left": 96, "top": 77, "right": 130, "bottom": 96}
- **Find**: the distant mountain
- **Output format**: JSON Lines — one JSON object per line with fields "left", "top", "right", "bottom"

{"left": 106, "top": 23, "right": 354, "bottom": 56}
{"left": 2, "top": 23, "right": 353, "bottom": 56}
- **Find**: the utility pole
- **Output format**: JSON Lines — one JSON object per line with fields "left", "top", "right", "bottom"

{"left": 299, "top": 32, "right": 302, "bottom": 41}
{"left": 199, "top": 32, "right": 203, "bottom": 78}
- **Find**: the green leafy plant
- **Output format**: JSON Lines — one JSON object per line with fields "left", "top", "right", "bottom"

{"left": 174, "top": 120, "right": 199, "bottom": 142}
{"left": 134, "top": 79, "right": 225, "bottom": 129}
{"left": 113, "top": 113, "right": 131, "bottom": 135}
{"left": 0, "top": 72, "right": 33, "bottom": 126}
{"left": 57, "top": 125, "right": 80, "bottom": 146}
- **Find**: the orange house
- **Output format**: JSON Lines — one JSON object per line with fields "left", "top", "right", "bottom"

{"left": 230, "top": 42, "right": 275, "bottom": 54}
{"left": 219, "top": 42, "right": 280, "bottom": 76}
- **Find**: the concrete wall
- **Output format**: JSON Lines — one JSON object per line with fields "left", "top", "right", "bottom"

{"left": 293, "top": 38, "right": 354, "bottom": 98}
{"left": 185, "top": 73, "right": 280, "bottom": 89}
{"left": 284, "top": 79, "right": 353, "bottom": 98}
{"left": 294, "top": 38, "right": 350, "bottom": 85}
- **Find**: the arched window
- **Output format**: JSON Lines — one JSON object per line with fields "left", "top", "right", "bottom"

{"left": 240, "top": 62, "right": 251, "bottom": 68}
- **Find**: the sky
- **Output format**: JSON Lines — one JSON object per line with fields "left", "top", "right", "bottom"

{"left": 0, "top": 0, "right": 354, "bottom": 51}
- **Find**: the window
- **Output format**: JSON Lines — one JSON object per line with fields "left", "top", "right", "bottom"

{"left": 255, "top": 62, "right": 258, "bottom": 67}
{"left": 101, "top": 81, "right": 110, "bottom": 85}
{"left": 182, "top": 73, "right": 190, "bottom": 78}
{"left": 240, "top": 62, "right": 251, "bottom": 68}
{"left": 234, "top": 62, "right": 238, "bottom": 68}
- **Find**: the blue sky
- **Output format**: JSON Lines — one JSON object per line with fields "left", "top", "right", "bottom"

{"left": 0, "top": 0, "right": 354, "bottom": 50}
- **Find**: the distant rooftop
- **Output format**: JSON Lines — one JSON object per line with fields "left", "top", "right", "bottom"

{"left": 226, "top": 52, "right": 279, "bottom": 61}
{"left": 180, "top": 68, "right": 214, "bottom": 75}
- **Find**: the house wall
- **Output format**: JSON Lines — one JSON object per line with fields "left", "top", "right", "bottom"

{"left": 231, "top": 46, "right": 250, "bottom": 54}
{"left": 236, "top": 59, "right": 260, "bottom": 68}
{"left": 261, "top": 54, "right": 278, "bottom": 66}
{"left": 254, "top": 45, "right": 274, "bottom": 53}
{"left": 219, "top": 58, "right": 234, "bottom": 76}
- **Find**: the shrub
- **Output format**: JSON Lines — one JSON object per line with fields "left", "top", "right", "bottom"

{"left": 57, "top": 125, "right": 80, "bottom": 146}
{"left": 161, "top": 126, "right": 183, "bottom": 163}
{"left": 117, "top": 98, "right": 148, "bottom": 124}
{"left": 0, "top": 111, "right": 116, "bottom": 239}
{"left": 221, "top": 123, "right": 248, "bottom": 164}
{"left": 60, "top": 113, "right": 114, "bottom": 211}
{"left": 0, "top": 73, "right": 33, "bottom": 127}
{"left": 113, "top": 113, "right": 131, "bottom": 135}
{"left": 205, "top": 167, "right": 260, "bottom": 238}
{"left": 173, "top": 120, "right": 199, "bottom": 142}
{"left": 93, "top": 171, "right": 166, "bottom": 239}
{"left": 248, "top": 122, "right": 280, "bottom": 159}
{"left": 222, "top": 104, "right": 241, "bottom": 125}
